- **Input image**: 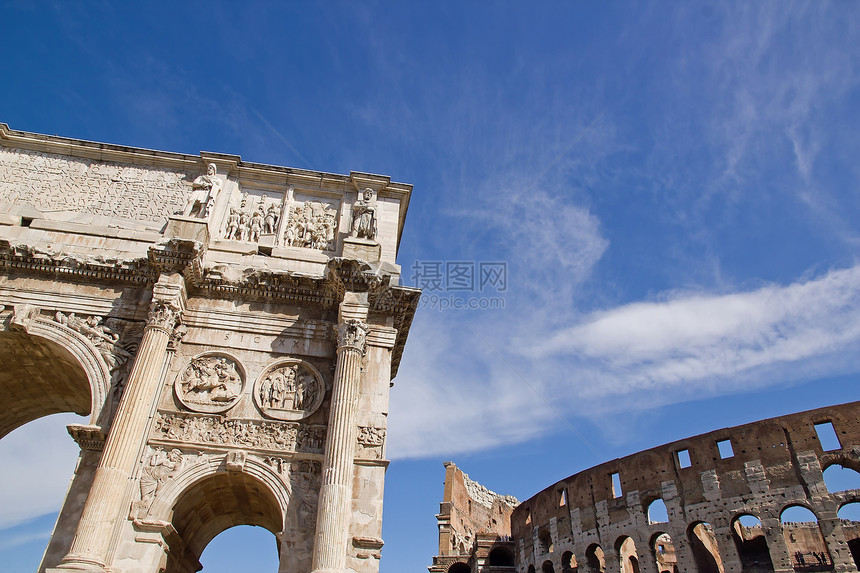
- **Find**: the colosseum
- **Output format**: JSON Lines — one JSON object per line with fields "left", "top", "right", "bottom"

{"left": 429, "top": 401, "right": 860, "bottom": 573}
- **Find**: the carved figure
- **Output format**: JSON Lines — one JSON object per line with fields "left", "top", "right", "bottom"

{"left": 182, "top": 163, "right": 221, "bottom": 218}
{"left": 249, "top": 206, "right": 265, "bottom": 242}
{"left": 351, "top": 188, "right": 377, "bottom": 240}
{"left": 139, "top": 448, "right": 182, "bottom": 507}
{"left": 283, "top": 201, "right": 337, "bottom": 250}
{"left": 177, "top": 355, "right": 242, "bottom": 411}
{"left": 224, "top": 208, "right": 241, "bottom": 240}
{"left": 265, "top": 203, "right": 279, "bottom": 234}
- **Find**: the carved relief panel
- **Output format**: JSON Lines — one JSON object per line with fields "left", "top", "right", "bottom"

{"left": 283, "top": 199, "right": 338, "bottom": 251}
{"left": 174, "top": 353, "right": 246, "bottom": 413}
{"left": 221, "top": 190, "right": 284, "bottom": 244}
{"left": 254, "top": 359, "right": 326, "bottom": 421}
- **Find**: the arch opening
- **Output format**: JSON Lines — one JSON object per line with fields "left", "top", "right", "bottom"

{"left": 616, "top": 537, "right": 639, "bottom": 573}
{"left": 539, "top": 527, "right": 554, "bottom": 554}
{"left": 449, "top": 562, "right": 471, "bottom": 573}
{"left": 688, "top": 521, "right": 724, "bottom": 573}
{"left": 780, "top": 506, "right": 832, "bottom": 571}
{"left": 822, "top": 464, "right": 860, "bottom": 494}
{"left": 489, "top": 546, "right": 515, "bottom": 567}
{"left": 542, "top": 560, "right": 556, "bottom": 573}
{"left": 731, "top": 514, "right": 773, "bottom": 572}
{"left": 165, "top": 471, "right": 284, "bottom": 573}
{"left": 198, "top": 524, "right": 279, "bottom": 572}
{"left": 651, "top": 532, "right": 678, "bottom": 573}
{"left": 838, "top": 502, "right": 860, "bottom": 570}
{"left": 586, "top": 544, "right": 605, "bottom": 573}
{"left": 562, "top": 550, "right": 578, "bottom": 573}
{"left": 647, "top": 498, "right": 669, "bottom": 524}
{"left": 0, "top": 330, "right": 94, "bottom": 438}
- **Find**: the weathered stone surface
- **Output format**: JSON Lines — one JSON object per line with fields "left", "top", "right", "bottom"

{"left": 0, "top": 124, "right": 419, "bottom": 573}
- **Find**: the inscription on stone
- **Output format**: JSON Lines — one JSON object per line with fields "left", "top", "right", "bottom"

{"left": 0, "top": 147, "right": 190, "bottom": 225}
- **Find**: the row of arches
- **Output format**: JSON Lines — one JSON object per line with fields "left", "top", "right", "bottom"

{"left": 527, "top": 503, "right": 860, "bottom": 573}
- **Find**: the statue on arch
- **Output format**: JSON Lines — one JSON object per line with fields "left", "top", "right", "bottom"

{"left": 351, "top": 188, "right": 378, "bottom": 240}
{"left": 182, "top": 162, "right": 222, "bottom": 219}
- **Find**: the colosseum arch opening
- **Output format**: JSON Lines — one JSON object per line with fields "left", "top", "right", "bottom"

{"left": 561, "top": 550, "right": 578, "bottom": 573}
{"left": 837, "top": 502, "right": 860, "bottom": 569}
{"left": 163, "top": 471, "right": 284, "bottom": 573}
{"left": 731, "top": 514, "right": 773, "bottom": 572}
{"left": 780, "top": 505, "right": 832, "bottom": 571}
{"left": 688, "top": 521, "right": 724, "bottom": 573}
{"left": 616, "top": 536, "right": 640, "bottom": 573}
{"left": 650, "top": 532, "right": 677, "bottom": 573}
{"left": 585, "top": 544, "right": 605, "bottom": 573}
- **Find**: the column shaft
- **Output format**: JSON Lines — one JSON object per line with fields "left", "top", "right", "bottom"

{"left": 56, "top": 288, "right": 182, "bottom": 572}
{"left": 312, "top": 318, "right": 368, "bottom": 573}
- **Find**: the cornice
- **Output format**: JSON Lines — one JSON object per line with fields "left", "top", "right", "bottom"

{"left": 0, "top": 239, "right": 420, "bottom": 376}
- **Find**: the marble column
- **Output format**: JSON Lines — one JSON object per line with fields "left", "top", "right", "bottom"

{"left": 311, "top": 296, "right": 369, "bottom": 573}
{"left": 52, "top": 274, "right": 185, "bottom": 572}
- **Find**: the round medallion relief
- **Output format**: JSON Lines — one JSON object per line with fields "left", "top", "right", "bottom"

{"left": 254, "top": 359, "right": 325, "bottom": 421}
{"left": 174, "top": 353, "right": 245, "bottom": 414}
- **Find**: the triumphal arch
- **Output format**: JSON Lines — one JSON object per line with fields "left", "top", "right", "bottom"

{"left": 0, "top": 124, "right": 419, "bottom": 573}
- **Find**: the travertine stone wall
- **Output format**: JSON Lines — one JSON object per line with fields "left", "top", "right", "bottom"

{"left": 0, "top": 124, "right": 419, "bottom": 573}
{"left": 429, "top": 462, "right": 519, "bottom": 573}
{"left": 512, "top": 402, "right": 860, "bottom": 573}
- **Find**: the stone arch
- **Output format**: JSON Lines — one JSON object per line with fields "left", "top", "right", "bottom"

{"left": 542, "top": 560, "right": 556, "bottom": 573}
{"left": 149, "top": 454, "right": 290, "bottom": 526}
{"left": 0, "top": 312, "right": 112, "bottom": 437}
{"left": 730, "top": 514, "right": 773, "bottom": 572}
{"left": 488, "top": 545, "right": 515, "bottom": 567}
{"left": 150, "top": 455, "right": 289, "bottom": 573}
{"left": 449, "top": 562, "right": 471, "bottom": 573}
{"left": 616, "top": 536, "right": 640, "bottom": 573}
{"left": 779, "top": 505, "right": 832, "bottom": 570}
{"left": 650, "top": 532, "right": 678, "bottom": 573}
{"left": 837, "top": 502, "right": 860, "bottom": 569}
{"left": 646, "top": 498, "right": 669, "bottom": 524}
{"left": 687, "top": 521, "right": 724, "bottom": 573}
{"left": 586, "top": 544, "right": 605, "bottom": 573}
{"left": 821, "top": 462, "right": 860, "bottom": 493}
{"left": 561, "top": 550, "right": 578, "bottom": 573}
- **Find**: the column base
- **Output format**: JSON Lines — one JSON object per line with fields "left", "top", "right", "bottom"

{"left": 45, "top": 560, "right": 108, "bottom": 573}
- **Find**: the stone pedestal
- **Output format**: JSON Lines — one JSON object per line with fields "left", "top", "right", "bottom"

{"left": 164, "top": 215, "right": 210, "bottom": 244}
{"left": 343, "top": 237, "right": 381, "bottom": 262}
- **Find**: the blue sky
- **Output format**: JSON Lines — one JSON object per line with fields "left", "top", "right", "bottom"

{"left": 1, "top": 2, "right": 859, "bottom": 572}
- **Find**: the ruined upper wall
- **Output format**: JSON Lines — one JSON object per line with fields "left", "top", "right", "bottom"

{"left": 430, "top": 462, "right": 518, "bottom": 572}
{"left": 512, "top": 401, "right": 860, "bottom": 573}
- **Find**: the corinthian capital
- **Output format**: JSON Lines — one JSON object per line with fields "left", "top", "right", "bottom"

{"left": 146, "top": 300, "right": 182, "bottom": 335}
{"left": 334, "top": 319, "right": 368, "bottom": 353}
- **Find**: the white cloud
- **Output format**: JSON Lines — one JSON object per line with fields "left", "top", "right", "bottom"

{"left": 0, "top": 413, "right": 86, "bottom": 529}
{"left": 390, "top": 264, "right": 860, "bottom": 458}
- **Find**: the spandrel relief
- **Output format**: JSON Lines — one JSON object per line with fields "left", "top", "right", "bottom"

{"left": 255, "top": 360, "right": 325, "bottom": 421}
{"left": 283, "top": 200, "right": 338, "bottom": 251}
{"left": 174, "top": 353, "right": 245, "bottom": 413}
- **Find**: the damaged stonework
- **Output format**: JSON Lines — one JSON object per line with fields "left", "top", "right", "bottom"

{"left": 0, "top": 123, "right": 420, "bottom": 573}
{"left": 511, "top": 401, "right": 860, "bottom": 573}
{"left": 429, "top": 462, "right": 519, "bottom": 573}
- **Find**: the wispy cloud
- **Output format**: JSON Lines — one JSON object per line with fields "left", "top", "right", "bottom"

{"left": 0, "top": 413, "right": 86, "bottom": 529}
